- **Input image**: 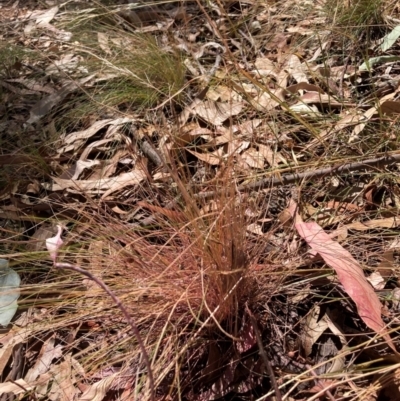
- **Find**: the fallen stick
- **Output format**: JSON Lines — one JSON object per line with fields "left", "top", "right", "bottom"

{"left": 195, "top": 153, "right": 400, "bottom": 199}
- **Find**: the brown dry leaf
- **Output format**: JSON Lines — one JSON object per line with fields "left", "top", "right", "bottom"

{"left": 0, "top": 378, "right": 32, "bottom": 394}
{"left": 289, "top": 102, "right": 320, "bottom": 116}
{"left": 367, "top": 272, "right": 385, "bottom": 290}
{"left": 35, "top": 6, "right": 59, "bottom": 27}
{"left": 305, "top": 201, "right": 359, "bottom": 226}
{"left": 345, "top": 217, "right": 400, "bottom": 231}
{"left": 258, "top": 144, "right": 287, "bottom": 167}
{"left": 174, "top": 123, "right": 213, "bottom": 147}
{"left": 284, "top": 82, "right": 324, "bottom": 94}
{"left": 78, "top": 373, "right": 119, "bottom": 401}
{"left": 52, "top": 170, "right": 146, "bottom": 196}
{"left": 301, "top": 305, "right": 329, "bottom": 357}
{"left": 380, "top": 100, "right": 400, "bottom": 115}
{"left": 329, "top": 226, "right": 348, "bottom": 242}
{"left": 246, "top": 223, "right": 263, "bottom": 235}
{"left": 324, "top": 309, "right": 348, "bottom": 373}
{"left": 289, "top": 202, "right": 398, "bottom": 354}
{"left": 51, "top": 169, "right": 146, "bottom": 198}
{"left": 192, "top": 100, "right": 243, "bottom": 125}
{"left": 207, "top": 85, "right": 241, "bottom": 102}
{"left": 227, "top": 139, "right": 249, "bottom": 157}
{"left": 26, "top": 224, "right": 58, "bottom": 252}
{"left": 299, "top": 92, "right": 357, "bottom": 107}
{"left": 306, "top": 111, "right": 365, "bottom": 149}
{"left": 79, "top": 138, "right": 124, "bottom": 162}
{"left": 249, "top": 90, "right": 282, "bottom": 111}
{"left": 86, "top": 150, "right": 129, "bottom": 181}
{"left": 232, "top": 119, "right": 262, "bottom": 136}
{"left": 241, "top": 148, "right": 264, "bottom": 169}
{"left": 286, "top": 54, "right": 308, "bottom": 83}
{"left": 29, "top": 6, "right": 59, "bottom": 28}
{"left": 5, "top": 78, "right": 55, "bottom": 94}
{"left": 64, "top": 160, "right": 101, "bottom": 180}
{"left": 348, "top": 106, "right": 379, "bottom": 142}
{"left": 48, "top": 355, "right": 78, "bottom": 401}
{"left": 25, "top": 336, "right": 63, "bottom": 383}
{"left": 211, "top": 126, "right": 234, "bottom": 146}
{"left": 253, "top": 57, "right": 277, "bottom": 77}
{"left": 186, "top": 148, "right": 224, "bottom": 165}
{"left": 375, "top": 248, "right": 397, "bottom": 283}
{"left": 59, "top": 118, "right": 132, "bottom": 153}
{"left": 0, "top": 329, "right": 31, "bottom": 376}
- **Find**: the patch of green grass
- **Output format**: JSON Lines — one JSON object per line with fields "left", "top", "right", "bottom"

{"left": 0, "top": 44, "right": 25, "bottom": 76}
{"left": 327, "top": 0, "right": 384, "bottom": 33}
{"left": 70, "top": 23, "right": 186, "bottom": 111}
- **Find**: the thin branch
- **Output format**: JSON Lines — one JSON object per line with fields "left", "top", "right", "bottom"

{"left": 195, "top": 153, "right": 400, "bottom": 199}
{"left": 54, "top": 262, "right": 155, "bottom": 401}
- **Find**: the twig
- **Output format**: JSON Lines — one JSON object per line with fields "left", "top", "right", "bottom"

{"left": 140, "top": 139, "right": 164, "bottom": 167}
{"left": 195, "top": 153, "right": 400, "bottom": 199}
{"left": 54, "top": 262, "right": 155, "bottom": 401}
{"left": 245, "top": 304, "right": 282, "bottom": 401}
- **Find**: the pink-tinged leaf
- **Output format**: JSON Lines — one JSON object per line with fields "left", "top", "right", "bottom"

{"left": 45, "top": 225, "right": 64, "bottom": 264}
{"left": 288, "top": 202, "right": 398, "bottom": 354}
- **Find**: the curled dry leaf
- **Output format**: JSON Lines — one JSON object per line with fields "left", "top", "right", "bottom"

{"left": 345, "top": 217, "right": 400, "bottom": 231}
{"left": 78, "top": 373, "right": 119, "bottom": 401}
{"left": 0, "top": 379, "right": 32, "bottom": 395}
{"left": 286, "top": 54, "right": 308, "bottom": 83}
{"left": 288, "top": 201, "right": 398, "bottom": 355}
{"left": 51, "top": 169, "right": 146, "bottom": 198}
{"left": 186, "top": 148, "right": 223, "bottom": 165}
{"left": 301, "top": 305, "right": 329, "bottom": 357}
{"left": 24, "top": 336, "right": 63, "bottom": 383}
{"left": 241, "top": 148, "right": 264, "bottom": 169}
{"left": 192, "top": 100, "right": 243, "bottom": 125}
{"left": 59, "top": 117, "right": 133, "bottom": 153}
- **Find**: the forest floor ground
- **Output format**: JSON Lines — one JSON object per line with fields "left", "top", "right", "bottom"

{"left": 2, "top": 0, "right": 400, "bottom": 400}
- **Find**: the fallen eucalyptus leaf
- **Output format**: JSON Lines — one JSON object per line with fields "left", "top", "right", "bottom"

{"left": 380, "top": 25, "right": 400, "bottom": 52}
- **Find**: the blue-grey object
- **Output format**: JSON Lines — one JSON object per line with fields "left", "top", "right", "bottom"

{"left": 0, "top": 259, "right": 21, "bottom": 327}
{"left": 380, "top": 25, "right": 400, "bottom": 52}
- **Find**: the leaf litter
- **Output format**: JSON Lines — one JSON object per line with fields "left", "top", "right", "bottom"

{"left": 2, "top": 0, "right": 400, "bottom": 400}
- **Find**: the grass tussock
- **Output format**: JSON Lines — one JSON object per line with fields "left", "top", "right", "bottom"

{"left": 35, "top": 163, "right": 278, "bottom": 397}
{"left": 325, "top": 0, "right": 385, "bottom": 38}
{"left": 71, "top": 19, "right": 186, "bottom": 110}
